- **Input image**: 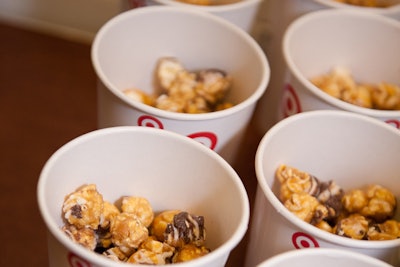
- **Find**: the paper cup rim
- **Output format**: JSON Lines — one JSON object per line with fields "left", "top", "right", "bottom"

{"left": 255, "top": 110, "right": 400, "bottom": 249}
{"left": 37, "top": 126, "right": 250, "bottom": 267}
{"left": 313, "top": 0, "right": 400, "bottom": 15}
{"left": 283, "top": 9, "right": 400, "bottom": 118}
{"left": 150, "top": 0, "right": 263, "bottom": 12}
{"left": 91, "top": 6, "right": 270, "bottom": 121}
{"left": 256, "top": 248, "right": 393, "bottom": 267}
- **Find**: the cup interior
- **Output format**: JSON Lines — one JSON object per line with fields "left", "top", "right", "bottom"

{"left": 92, "top": 6, "right": 269, "bottom": 118}
{"left": 37, "top": 126, "right": 249, "bottom": 266}
{"left": 283, "top": 9, "right": 400, "bottom": 116}
{"left": 256, "top": 110, "right": 400, "bottom": 248}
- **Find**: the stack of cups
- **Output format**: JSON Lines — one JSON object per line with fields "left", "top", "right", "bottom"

{"left": 253, "top": 0, "right": 400, "bottom": 134}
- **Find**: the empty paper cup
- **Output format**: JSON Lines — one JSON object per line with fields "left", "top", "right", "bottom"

{"left": 245, "top": 110, "right": 400, "bottom": 266}
{"left": 37, "top": 126, "right": 250, "bottom": 267}
{"left": 280, "top": 9, "right": 400, "bottom": 129}
{"left": 256, "top": 248, "right": 392, "bottom": 267}
{"left": 145, "top": 0, "right": 262, "bottom": 33}
{"left": 91, "top": 6, "right": 270, "bottom": 164}
{"left": 253, "top": 0, "right": 400, "bottom": 135}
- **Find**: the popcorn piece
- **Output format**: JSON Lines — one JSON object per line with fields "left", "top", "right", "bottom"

{"left": 172, "top": 244, "right": 210, "bottom": 263}
{"left": 343, "top": 184, "right": 396, "bottom": 223}
{"left": 314, "top": 220, "right": 334, "bottom": 233}
{"left": 196, "top": 69, "right": 232, "bottom": 105}
{"left": 151, "top": 210, "right": 181, "bottom": 242}
{"left": 121, "top": 196, "right": 154, "bottom": 228}
{"left": 276, "top": 164, "right": 320, "bottom": 203}
{"left": 110, "top": 213, "right": 149, "bottom": 250}
{"left": 371, "top": 82, "right": 400, "bottom": 110}
{"left": 127, "top": 237, "right": 175, "bottom": 264}
{"left": 334, "top": 214, "right": 369, "bottom": 240}
{"left": 284, "top": 192, "right": 329, "bottom": 224}
{"left": 156, "top": 57, "right": 185, "bottom": 90}
{"left": 165, "top": 211, "right": 206, "bottom": 247}
{"left": 123, "top": 88, "right": 155, "bottom": 106}
{"left": 342, "top": 189, "right": 368, "bottom": 214}
{"left": 367, "top": 220, "right": 400, "bottom": 240}
{"left": 317, "top": 180, "right": 344, "bottom": 221}
{"left": 62, "top": 184, "right": 103, "bottom": 230}
{"left": 100, "top": 201, "right": 120, "bottom": 229}
{"left": 139, "top": 236, "right": 175, "bottom": 256}
{"left": 103, "top": 246, "right": 130, "bottom": 261}
{"left": 151, "top": 210, "right": 206, "bottom": 248}
{"left": 97, "top": 201, "right": 119, "bottom": 249}
{"left": 127, "top": 249, "right": 167, "bottom": 265}
{"left": 62, "top": 224, "right": 97, "bottom": 250}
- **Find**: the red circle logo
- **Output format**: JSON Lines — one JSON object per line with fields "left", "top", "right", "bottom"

{"left": 385, "top": 119, "right": 400, "bottom": 129}
{"left": 187, "top": 132, "right": 218, "bottom": 150}
{"left": 137, "top": 115, "right": 164, "bottom": 129}
{"left": 282, "top": 84, "right": 302, "bottom": 118}
{"left": 68, "top": 252, "right": 92, "bottom": 267}
{"left": 292, "top": 232, "right": 319, "bottom": 249}
{"left": 128, "top": 0, "right": 146, "bottom": 8}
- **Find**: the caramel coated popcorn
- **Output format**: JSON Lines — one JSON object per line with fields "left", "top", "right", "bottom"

{"left": 62, "top": 184, "right": 104, "bottom": 230}
{"left": 177, "top": 0, "right": 241, "bottom": 5}
{"left": 123, "top": 57, "right": 234, "bottom": 114}
{"left": 310, "top": 66, "right": 400, "bottom": 110}
{"left": 177, "top": 0, "right": 213, "bottom": 5}
{"left": 334, "top": 0, "right": 394, "bottom": 7}
{"left": 150, "top": 210, "right": 206, "bottom": 248}
{"left": 61, "top": 184, "right": 210, "bottom": 264}
{"left": 276, "top": 165, "right": 399, "bottom": 240}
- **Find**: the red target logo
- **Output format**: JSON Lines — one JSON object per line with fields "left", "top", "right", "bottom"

{"left": 187, "top": 132, "right": 218, "bottom": 150}
{"left": 282, "top": 84, "right": 302, "bottom": 118}
{"left": 292, "top": 232, "right": 319, "bottom": 249}
{"left": 138, "top": 115, "right": 164, "bottom": 129}
{"left": 68, "top": 252, "right": 92, "bottom": 267}
{"left": 385, "top": 119, "right": 400, "bottom": 129}
{"left": 128, "top": 0, "right": 146, "bottom": 8}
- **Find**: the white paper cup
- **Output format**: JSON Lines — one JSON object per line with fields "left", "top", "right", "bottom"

{"left": 279, "top": 9, "right": 400, "bottom": 129}
{"left": 37, "top": 126, "right": 250, "bottom": 267}
{"left": 256, "top": 248, "right": 393, "bottom": 267}
{"left": 91, "top": 6, "right": 270, "bottom": 164}
{"left": 130, "top": 0, "right": 263, "bottom": 33}
{"left": 253, "top": 0, "right": 400, "bottom": 134}
{"left": 245, "top": 110, "right": 400, "bottom": 267}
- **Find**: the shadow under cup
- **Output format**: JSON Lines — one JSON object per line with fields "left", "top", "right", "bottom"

{"left": 245, "top": 110, "right": 400, "bottom": 267}
{"left": 37, "top": 127, "right": 250, "bottom": 267}
{"left": 92, "top": 6, "right": 270, "bottom": 164}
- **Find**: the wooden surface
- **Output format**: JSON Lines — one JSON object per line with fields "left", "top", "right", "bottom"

{"left": 0, "top": 22, "right": 263, "bottom": 266}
